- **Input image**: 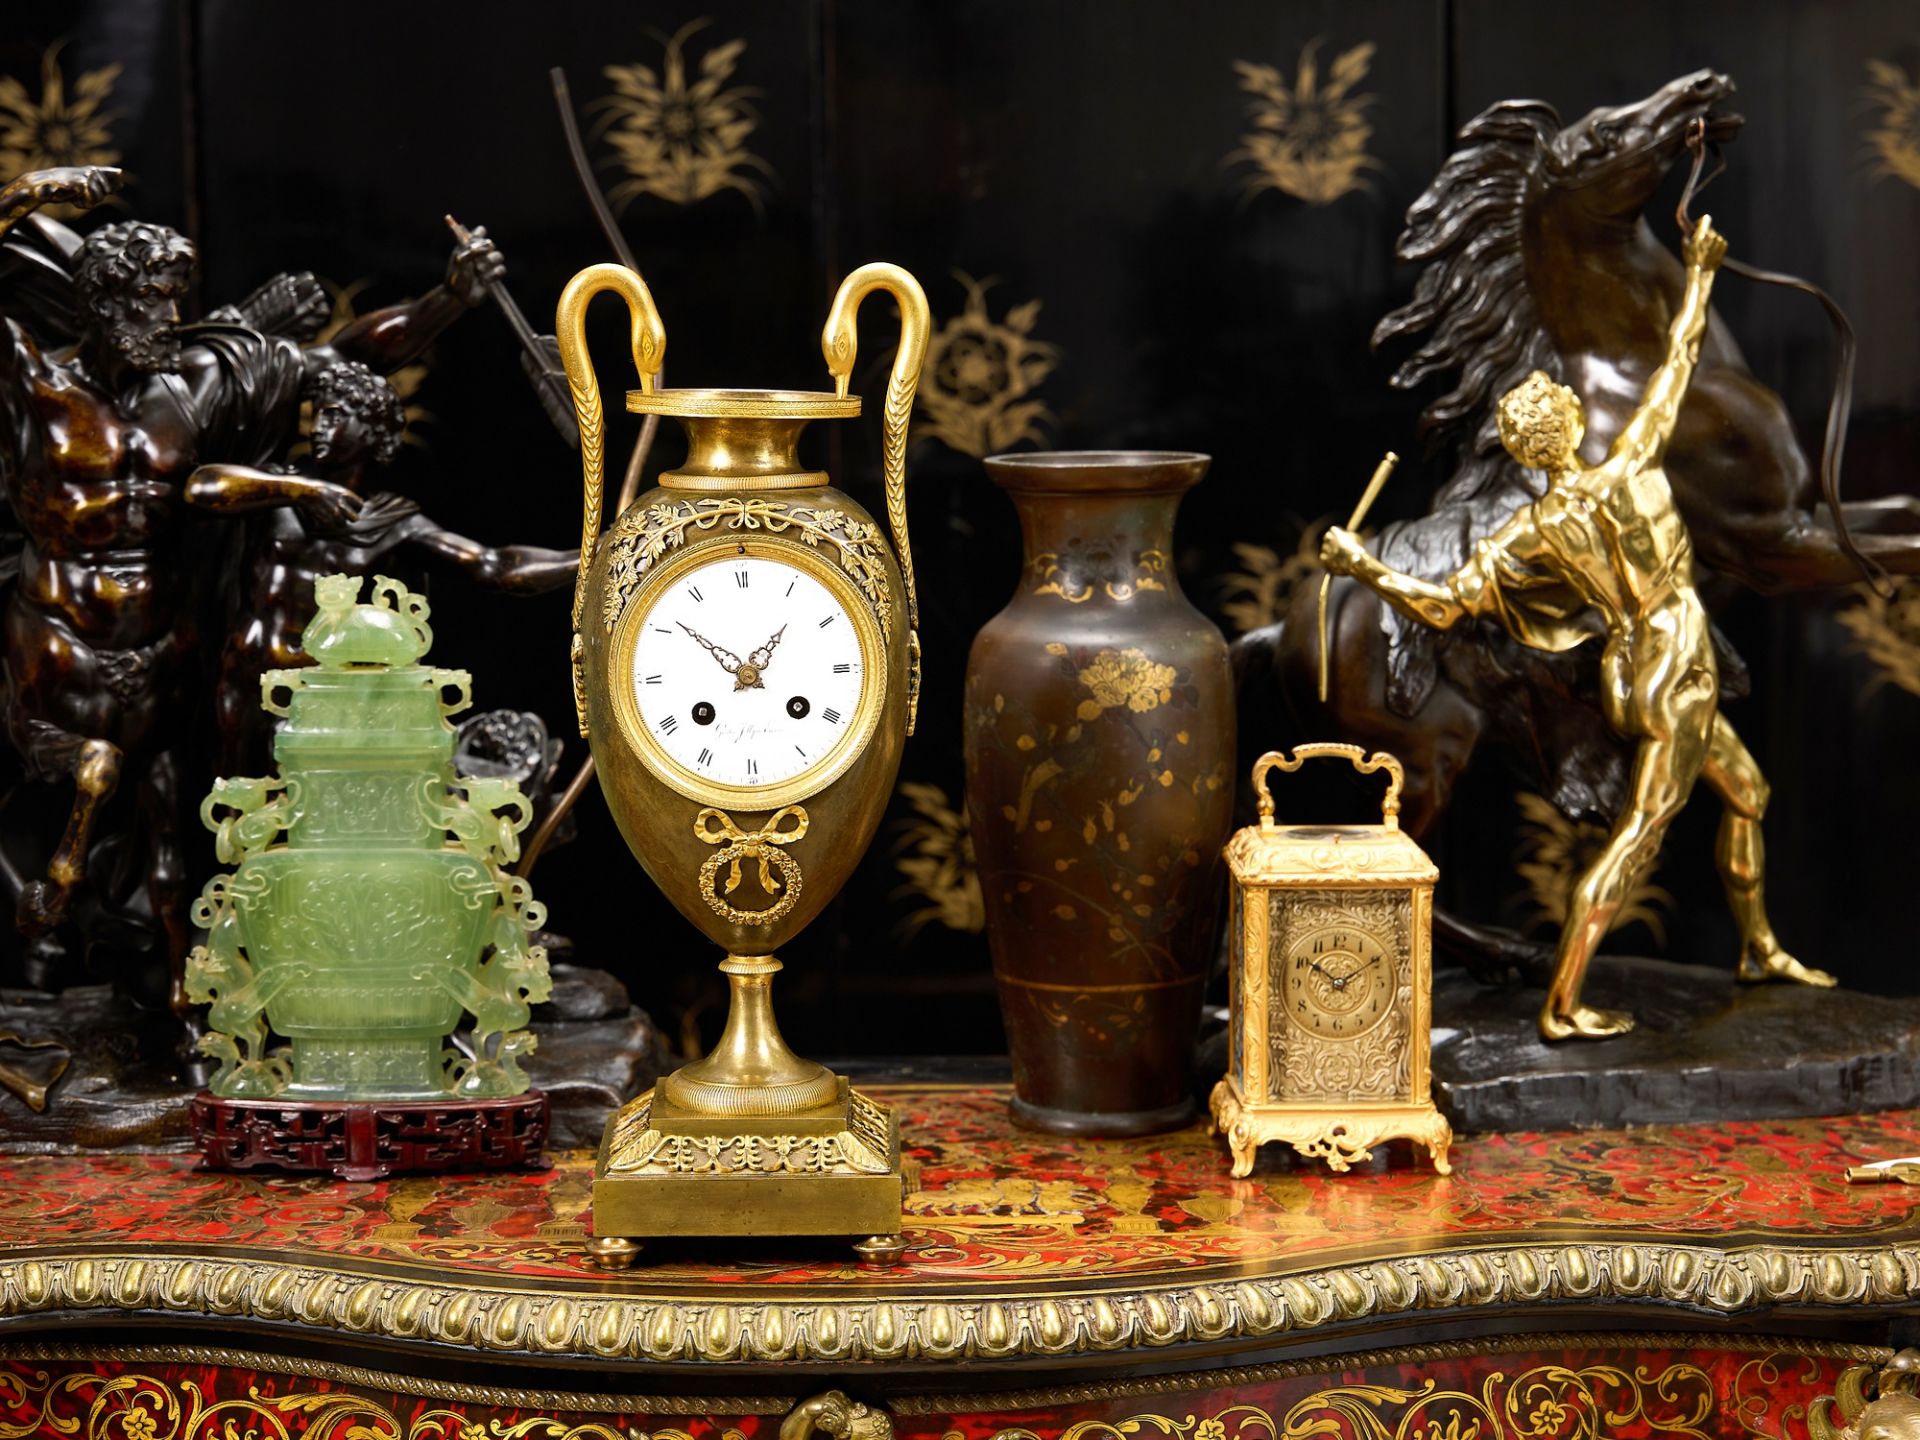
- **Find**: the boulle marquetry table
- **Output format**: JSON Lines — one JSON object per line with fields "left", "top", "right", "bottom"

{"left": 3, "top": 1084, "right": 1917, "bottom": 1439}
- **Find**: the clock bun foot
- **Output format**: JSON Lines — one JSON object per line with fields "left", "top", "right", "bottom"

{"left": 585, "top": 1235, "right": 642, "bottom": 1269}
{"left": 852, "top": 1233, "right": 908, "bottom": 1267}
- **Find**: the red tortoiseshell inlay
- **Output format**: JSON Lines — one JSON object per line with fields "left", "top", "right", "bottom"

{"left": 4, "top": 1086, "right": 1917, "bottom": 1288}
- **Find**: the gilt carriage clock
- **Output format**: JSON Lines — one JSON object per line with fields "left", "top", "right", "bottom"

{"left": 556, "top": 259, "right": 928, "bottom": 1265}
{"left": 1210, "top": 744, "right": 1452, "bottom": 1177}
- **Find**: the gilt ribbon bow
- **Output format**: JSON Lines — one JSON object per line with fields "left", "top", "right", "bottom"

{"left": 694, "top": 806, "right": 810, "bottom": 895}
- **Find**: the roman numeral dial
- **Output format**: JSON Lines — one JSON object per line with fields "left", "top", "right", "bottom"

{"left": 622, "top": 544, "right": 881, "bottom": 802}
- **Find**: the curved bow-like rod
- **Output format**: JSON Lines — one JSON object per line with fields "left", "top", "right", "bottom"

{"left": 554, "top": 263, "right": 667, "bottom": 736}
{"left": 821, "top": 263, "right": 930, "bottom": 735}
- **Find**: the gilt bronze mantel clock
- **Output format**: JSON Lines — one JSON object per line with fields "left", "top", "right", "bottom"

{"left": 1211, "top": 744, "right": 1452, "bottom": 1177}
{"left": 556, "top": 259, "right": 928, "bottom": 1265}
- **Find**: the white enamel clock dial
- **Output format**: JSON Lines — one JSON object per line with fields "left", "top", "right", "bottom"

{"left": 625, "top": 546, "right": 877, "bottom": 798}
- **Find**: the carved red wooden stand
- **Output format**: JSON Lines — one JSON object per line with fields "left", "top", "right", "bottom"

{"left": 190, "top": 1090, "right": 549, "bottom": 1180}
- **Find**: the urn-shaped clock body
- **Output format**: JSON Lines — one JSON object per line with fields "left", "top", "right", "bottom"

{"left": 556, "top": 261, "right": 930, "bottom": 1258}
{"left": 1210, "top": 744, "right": 1452, "bottom": 1176}
{"left": 580, "top": 474, "right": 909, "bottom": 956}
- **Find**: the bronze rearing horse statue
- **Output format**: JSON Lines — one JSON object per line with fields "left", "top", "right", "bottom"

{"left": 1244, "top": 71, "right": 1898, "bottom": 973}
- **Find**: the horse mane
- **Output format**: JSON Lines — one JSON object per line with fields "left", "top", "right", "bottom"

{"left": 1373, "top": 98, "right": 1563, "bottom": 508}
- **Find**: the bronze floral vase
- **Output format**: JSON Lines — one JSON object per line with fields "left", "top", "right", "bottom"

{"left": 964, "top": 451, "right": 1234, "bottom": 1135}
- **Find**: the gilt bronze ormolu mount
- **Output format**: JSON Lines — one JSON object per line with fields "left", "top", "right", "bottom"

{"left": 557, "top": 258, "right": 928, "bottom": 1265}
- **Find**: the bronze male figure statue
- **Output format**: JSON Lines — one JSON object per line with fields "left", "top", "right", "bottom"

{"left": 0, "top": 165, "right": 502, "bottom": 1006}
{"left": 187, "top": 358, "right": 576, "bottom": 774}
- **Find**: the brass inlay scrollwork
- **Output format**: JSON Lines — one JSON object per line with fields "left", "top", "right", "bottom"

{"left": 984, "top": 1361, "right": 1719, "bottom": 1440}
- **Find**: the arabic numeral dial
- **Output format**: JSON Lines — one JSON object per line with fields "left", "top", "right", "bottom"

{"left": 1282, "top": 916, "right": 1397, "bottom": 1042}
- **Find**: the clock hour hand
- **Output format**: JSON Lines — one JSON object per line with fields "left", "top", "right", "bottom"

{"left": 677, "top": 622, "right": 744, "bottom": 676}
{"left": 747, "top": 624, "right": 788, "bottom": 671}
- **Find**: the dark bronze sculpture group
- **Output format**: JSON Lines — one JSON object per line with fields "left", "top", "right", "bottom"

{"left": 0, "top": 163, "right": 572, "bottom": 1023}
{"left": 0, "top": 66, "right": 1903, "bottom": 1131}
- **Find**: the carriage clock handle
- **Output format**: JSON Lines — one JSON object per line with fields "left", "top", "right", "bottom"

{"left": 821, "top": 264, "right": 931, "bottom": 735}
{"left": 554, "top": 263, "right": 667, "bottom": 738}
{"left": 1250, "top": 743, "right": 1406, "bottom": 831}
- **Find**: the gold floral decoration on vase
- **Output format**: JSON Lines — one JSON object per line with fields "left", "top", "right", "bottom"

{"left": 1226, "top": 38, "right": 1379, "bottom": 205}
{"left": 1864, "top": 59, "right": 1920, "bottom": 191}
{"left": 1514, "top": 791, "right": 1672, "bottom": 945}
{"left": 889, "top": 780, "right": 983, "bottom": 938}
{"left": 1216, "top": 526, "right": 1330, "bottom": 634}
{"left": 1074, "top": 647, "right": 1176, "bottom": 719}
{"left": 592, "top": 18, "right": 774, "bottom": 214}
{"left": 1837, "top": 578, "right": 1920, "bottom": 697}
{"left": 917, "top": 272, "right": 1060, "bottom": 458}
{"left": 0, "top": 41, "right": 121, "bottom": 215}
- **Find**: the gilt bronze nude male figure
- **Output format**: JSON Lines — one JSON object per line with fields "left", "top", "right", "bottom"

{"left": 1320, "top": 216, "right": 1833, "bottom": 1041}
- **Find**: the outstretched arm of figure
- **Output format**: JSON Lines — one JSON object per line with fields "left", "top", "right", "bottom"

{"left": 1321, "top": 506, "right": 1554, "bottom": 633}
{"left": 398, "top": 516, "right": 578, "bottom": 594}
{"left": 0, "top": 167, "right": 120, "bottom": 249}
{"left": 1610, "top": 214, "right": 1727, "bottom": 470}
{"left": 307, "top": 226, "right": 505, "bottom": 374}
{"left": 185, "top": 464, "right": 364, "bottom": 528}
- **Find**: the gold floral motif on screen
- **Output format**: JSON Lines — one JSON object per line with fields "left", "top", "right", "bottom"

{"left": 593, "top": 19, "right": 773, "bottom": 213}
{"left": 1838, "top": 578, "right": 1920, "bottom": 700}
{"left": 1513, "top": 791, "right": 1672, "bottom": 946}
{"left": 917, "top": 273, "right": 1060, "bottom": 458}
{"left": 1217, "top": 528, "right": 1330, "bottom": 634}
{"left": 1227, "top": 39, "right": 1379, "bottom": 205}
{"left": 1864, "top": 59, "right": 1920, "bottom": 192}
{"left": 890, "top": 782, "right": 983, "bottom": 939}
{"left": 0, "top": 42, "right": 120, "bottom": 215}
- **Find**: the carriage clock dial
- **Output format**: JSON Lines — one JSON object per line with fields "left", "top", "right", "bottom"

{"left": 1284, "top": 922, "right": 1397, "bottom": 1040}
{"left": 615, "top": 538, "right": 885, "bottom": 806}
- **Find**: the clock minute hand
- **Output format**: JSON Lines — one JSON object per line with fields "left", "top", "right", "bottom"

{"left": 678, "top": 622, "right": 743, "bottom": 675}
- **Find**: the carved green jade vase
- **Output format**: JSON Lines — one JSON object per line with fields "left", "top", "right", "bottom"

{"left": 186, "top": 574, "right": 551, "bottom": 1101}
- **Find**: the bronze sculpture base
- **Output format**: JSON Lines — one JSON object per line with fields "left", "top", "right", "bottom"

{"left": 192, "top": 1091, "right": 550, "bottom": 1181}
{"left": 592, "top": 1078, "right": 907, "bottom": 1255}
{"left": 1430, "top": 955, "right": 1920, "bottom": 1132}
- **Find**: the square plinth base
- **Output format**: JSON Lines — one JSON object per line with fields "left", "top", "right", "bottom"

{"left": 591, "top": 1077, "right": 905, "bottom": 1240}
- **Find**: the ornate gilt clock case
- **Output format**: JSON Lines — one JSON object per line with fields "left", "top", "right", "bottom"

{"left": 556, "top": 260, "right": 928, "bottom": 1261}
{"left": 1210, "top": 744, "right": 1452, "bottom": 1177}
